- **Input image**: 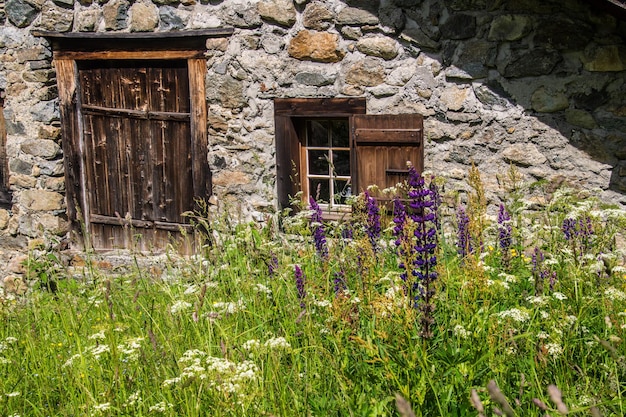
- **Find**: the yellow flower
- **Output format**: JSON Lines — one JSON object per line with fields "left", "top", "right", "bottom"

{"left": 488, "top": 245, "right": 494, "bottom": 252}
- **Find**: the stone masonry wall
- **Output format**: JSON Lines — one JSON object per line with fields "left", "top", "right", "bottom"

{"left": 0, "top": 0, "right": 625, "bottom": 272}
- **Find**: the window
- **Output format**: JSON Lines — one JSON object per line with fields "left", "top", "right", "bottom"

{"left": 36, "top": 29, "right": 233, "bottom": 252}
{"left": 0, "top": 91, "right": 11, "bottom": 208}
{"left": 274, "top": 98, "right": 424, "bottom": 213}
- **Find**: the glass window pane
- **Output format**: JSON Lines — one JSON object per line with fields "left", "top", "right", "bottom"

{"left": 333, "top": 180, "right": 351, "bottom": 205}
{"left": 309, "top": 178, "right": 330, "bottom": 202}
{"left": 308, "top": 150, "right": 329, "bottom": 176}
{"left": 331, "top": 120, "right": 349, "bottom": 147}
{"left": 307, "top": 120, "right": 329, "bottom": 147}
{"left": 332, "top": 151, "right": 350, "bottom": 176}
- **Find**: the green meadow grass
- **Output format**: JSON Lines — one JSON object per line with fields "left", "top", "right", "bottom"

{"left": 1, "top": 183, "right": 626, "bottom": 417}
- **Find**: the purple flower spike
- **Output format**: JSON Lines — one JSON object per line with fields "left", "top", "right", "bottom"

{"left": 364, "top": 191, "right": 381, "bottom": 253}
{"left": 294, "top": 265, "right": 306, "bottom": 309}
{"left": 309, "top": 196, "right": 329, "bottom": 260}
{"left": 456, "top": 205, "right": 471, "bottom": 258}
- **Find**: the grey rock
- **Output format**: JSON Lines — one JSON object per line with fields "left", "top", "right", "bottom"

{"left": 129, "top": 0, "right": 159, "bottom": 32}
{"left": 6, "top": 0, "right": 39, "bottom": 28}
{"left": 341, "top": 26, "right": 362, "bottom": 40}
{"left": 440, "top": 14, "right": 476, "bottom": 40}
{"left": 488, "top": 15, "right": 531, "bottom": 41}
{"left": 531, "top": 87, "right": 568, "bottom": 113}
{"left": 75, "top": 8, "right": 100, "bottom": 32}
{"left": 534, "top": 18, "right": 592, "bottom": 51}
{"left": 345, "top": 57, "right": 385, "bottom": 87}
{"left": 225, "top": 5, "right": 262, "bottom": 28}
{"left": 450, "top": 39, "right": 496, "bottom": 79}
{"left": 3, "top": 109, "right": 25, "bottom": 135}
{"left": 502, "top": 143, "right": 547, "bottom": 166}
{"left": 302, "top": 1, "right": 333, "bottom": 31}
{"left": 379, "top": 6, "right": 405, "bottom": 34}
{"left": 9, "top": 159, "right": 33, "bottom": 176}
{"left": 260, "top": 33, "right": 284, "bottom": 54}
{"left": 503, "top": 49, "right": 562, "bottom": 78}
{"left": 356, "top": 35, "right": 399, "bottom": 60}
{"left": 336, "top": 7, "right": 378, "bottom": 26}
{"left": 20, "top": 139, "right": 61, "bottom": 159}
{"left": 294, "top": 71, "right": 335, "bottom": 86}
{"left": 565, "top": 109, "right": 597, "bottom": 129}
{"left": 401, "top": 18, "right": 440, "bottom": 51}
{"left": 159, "top": 6, "right": 187, "bottom": 31}
{"left": 258, "top": 0, "right": 296, "bottom": 27}
{"left": 30, "top": 100, "right": 59, "bottom": 123}
{"left": 103, "top": 0, "right": 129, "bottom": 30}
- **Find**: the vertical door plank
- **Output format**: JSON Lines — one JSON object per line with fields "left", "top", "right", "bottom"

{"left": 188, "top": 58, "right": 210, "bottom": 201}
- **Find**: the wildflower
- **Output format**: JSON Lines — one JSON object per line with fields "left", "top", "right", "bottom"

{"left": 242, "top": 339, "right": 261, "bottom": 351}
{"left": 148, "top": 402, "right": 173, "bottom": 413}
{"left": 5, "top": 392, "right": 20, "bottom": 397}
{"left": 268, "top": 253, "right": 279, "bottom": 277}
{"left": 254, "top": 283, "right": 273, "bottom": 298}
{"left": 63, "top": 353, "right": 81, "bottom": 368}
{"left": 124, "top": 391, "right": 142, "bottom": 407}
{"left": 170, "top": 300, "right": 192, "bottom": 314}
{"left": 496, "top": 308, "right": 530, "bottom": 323}
{"left": 537, "top": 331, "right": 550, "bottom": 340}
{"left": 309, "top": 197, "right": 329, "bottom": 260}
{"left": 552, "top": 292, "right": 567, "bottom": 301}
{"left": 393, "top": 166, "right": 440, "bottom": 339}
{"left": 498, "top": 204, "right": 512, "bottom": 268}
{"left": 333, "top": 270, "right": 347, "bottom": 295}
{"left": 89, "top": 344, "right": 110, "bottom": 359}
{"left": 605, "top": 287, "right": 626, "bottom": 301}
{"left": 88, "top": 330, "right": 106, "bottom": 340}
{"left": 264, "top": 337, "right": 291, "bottom": 350}
{"left": 91, "top": 403, "right": 110, "bottom": 414}
{"left": 456, "top": 205, "right": 472, "bottom": 258}
{"left": 294, "top": 265, "right": 306, "bottom": 309}
{"left": 211, "top": 300, "right": 246, "bottom": 314}
{"left": 364, "top": 191, "right": 381, "bottom": 253}
{"left": 4, "top": 337, "right": 17, "bottom": 344}
{"left": 544, "top": 342, "right": 563, "bottom": 357}
{"left": 453, "top": 325, "right": 471, "bottom": 339}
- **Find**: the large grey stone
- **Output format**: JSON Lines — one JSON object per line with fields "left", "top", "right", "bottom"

{"left": 21, "top": 139, "right": 61, "bottom": 159}
{"left": 503, "top": 49, "right": 562, "bottom": 78}
{"left": 6, "top": 0, "right": 39, "bottom": 28}
{"left": 258, "top": 0, "right": 296, "bottom": 27}
{"left": 488, "top": 15, "right": 531, "bottom": 41}
{"left": 336, "top": 7, "right": 378, "bottom": 25}
{"left": 294, "top": 71, "right": 335, "bottom": 86}
{"left": 159, "top": 6, "right": 189, "bottom": 31}
{"left": 30, "top": 100, "right": 59, "bottom": 123}
{"left": 450, "top": 39, "right": 496, "bottom": 79}
{"left": 534, "top": 18, "right": 592, "bottom": 51}
{"left": 379, "top": 6, "right": 405, "bottom": 34}
{"left": 9, "top": 159, "right": 33, "bottom": 176}
{"left": 225, "top": 5, "right": 262, "bottom": 28}
{"left": 302, "top": 2, "right": 334, "bottom": 31}
{"left": 75, "top": 8, "right": 100, "bottom": 32}
{"left": 103, "top": 0, "right": 129, "bottom": 30}
{"left": 502, "top": 143, "right": 547, "bottom": 166}
{"left": 531, "top": 87, "right": 569, "bottom": 113}
{"left": 356, "top": 35, "right": 399, "bottom": 60}
{"left": 440, "top": 14, "right": 476, "bottom": 40}
{"left": 565, "top": 109, "right": 597, "bottom": 129}
{"left": 401, "top": 18, "right": 440, "bottom": 51}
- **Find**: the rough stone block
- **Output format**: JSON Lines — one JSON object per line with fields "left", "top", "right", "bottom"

{"left": 288, "top": 30, "right": 345, "bottom": 63}
{"left": 258, "top": 0, "right": 296, "bottom": 27}
{"left": 21, "top": 189, "right": 64, "bottom": 211}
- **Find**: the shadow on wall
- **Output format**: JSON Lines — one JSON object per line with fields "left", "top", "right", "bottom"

{"left": 343, "top": 0, "right": 626, "bottom": 203}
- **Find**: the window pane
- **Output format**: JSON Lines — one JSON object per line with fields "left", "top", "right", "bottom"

{"left": 331, "top": 120, "right": 349, "bottom": 147}
{"left": 307, "top": 120, "right": 329, "bottom": 147}
{"left": 308, "top": 150, "right": 329, "bottom": 175}
{"left": 309, "top": 178, "right": 330, "bottom": 202}
{"left": 332, "top": 150, "right": 350, "bottom": 176}
{"left": 334, "top": 180, "right": 351, "bottom": 205}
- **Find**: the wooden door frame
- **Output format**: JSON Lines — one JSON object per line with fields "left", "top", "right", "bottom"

{"left": 36, "top": 30, "right": 233, "bottom": 249}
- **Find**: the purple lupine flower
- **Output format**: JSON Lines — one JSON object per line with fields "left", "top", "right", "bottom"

{"left": 498, "top": 204, "right": 512, "bottom": 252}
{"left": 393, "top": 167, "right": 440, "bottom": 339}
{"left": 333, "top": 270, "right": 347, "bottom": 295}
{"left": 531, "top": 246, "right": 544, "bottom": 276}
{"left": 549, "top": 271, "right": 557, "bottom": 292}
{"left": 364, "top": 191, "right": 381, "bottom": 253}
{"left": 562, "top": 218, "right": 576, "bottom": 241}
{"left": 268, "top": 252, "right": 279, "bottom": 278}
{"left": 309, "top": 196, "right": 329, "bottom": 260}
{"left": 456, "top": 205, "right": 471, "bottom": 258}
{"left": 294, "top": 265, "right": 306, "bottom": 309}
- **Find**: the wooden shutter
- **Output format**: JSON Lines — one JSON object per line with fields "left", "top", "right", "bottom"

{"left": 352, "top": 114, "right": 423, "bottom": 195}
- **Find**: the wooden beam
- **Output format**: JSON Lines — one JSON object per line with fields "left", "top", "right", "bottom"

{"left": 53, "top": 50, "right": 206, "bottom": 61}
{"left": 274, "top": 98, "right": 366, "bottom": 116}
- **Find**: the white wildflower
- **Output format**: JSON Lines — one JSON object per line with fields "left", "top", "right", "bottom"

{"left": 88, "top": 295, "right": 103, "bottom": 307}
{"left": 544, "top": 342, "right": 563, "bottom": 357}
{"left": 498, "top": 273, "right": 518, "bottom": 283}
{"left": 88, "top": 330, "right": 106, "bottom": 340}
{"left": 90, "top": 344, "right": 110, "bottom": 359}
{"left": 313, "top": 299, "right": 331, "bottom": 308}
{"left": 496, "top": 308, "right": 531, "bottom": 323}
{"left": 183, "top": 284, "right": 199, "bottom": 295}
{"left": 526, "top": 296, "right": 548, "bottom": 306}
{"left": 505, "top": 346, "right": 517, "bottom": 355}
{"left": 540, "top": 311, "right": 550, "bottom": 319}
{"left": 5, "top": 392, "right": 20, "bottom": 397}
{"left": 0, "top": 357, "right": 9, "bottom": 364}
{"left": 453, "top": 325, "right": 471, "bottom": 339}
{"left": 544, "top": 257, "right": 559, "bottom": 266}
{"left": 170, "top": 300, "right": 192, "bottom": 314}
{"left": 212, "top": 299, "right": 246, "bottom": 314}
{"left": 242, "top": 339, "right": 261, "bottom": 351}
{"left": 4, "top": 337, "right": 17, "bottom": 344}
{"left": 124, "top": 391, "right": 142, "bottom": 407}
{"left": 552, "top": 292, "right": 567, "bottom": 301}
{"left": 605, "top": 287, "right": 626, "bottom": 301}
{"left": 351, "top": 296, "right": 361, "bottom": 304}
{"left": 254, "top": 283, "right": 272, "bottom": 297}
{"left": 91, "top": 402, "right": 110, "bottom": 414}
{"left": 264, "top": 337, "right": 291, "bottom": 350}
{"left": 63, "top": 353, "right": 81, "bottom": 368}
{"left": 162, "top": 376, "right": 183, "bottom": 387}
{"left": 612, "top": 266, "right": 626, "bottom": 274}
{"left": 148, "top": 402, "right": 173, "bottom": 413}
{"left": 564, "top": 315, "right": 577, "bottom": 325}
{"left": 537, "top": 331, "right": 550, "bottom": 340}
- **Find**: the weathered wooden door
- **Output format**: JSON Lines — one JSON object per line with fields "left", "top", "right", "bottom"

{"left": 352, "top": 114, "right": 424, "bottom": 194}
{"left": 77, "top": 60, "right": 199, "bottom": 251}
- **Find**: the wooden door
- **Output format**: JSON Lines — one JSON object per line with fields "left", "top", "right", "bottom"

{"left": 77, "top": 60, "right": 198, "bottom": 251}
{"left": 352, "top": 114, "right": 424, "bottom": 195}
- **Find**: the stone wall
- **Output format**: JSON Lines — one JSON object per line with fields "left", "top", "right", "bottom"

{"left": 0, "top": 0, "right": 625, "bottom": 269}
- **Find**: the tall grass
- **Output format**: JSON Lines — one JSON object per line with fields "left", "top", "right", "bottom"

{"left": 1, "top": 171, "right": 625, "bottom": 416}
